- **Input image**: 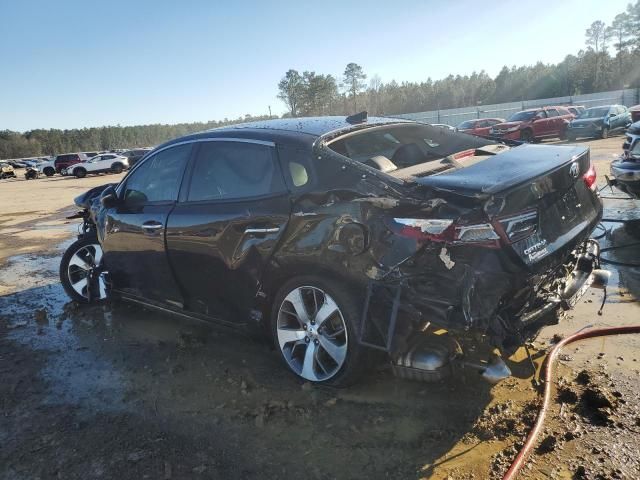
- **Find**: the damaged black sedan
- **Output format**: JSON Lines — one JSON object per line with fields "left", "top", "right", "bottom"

{"left": 60, "top": 115, "right": 608, "bottom": 386}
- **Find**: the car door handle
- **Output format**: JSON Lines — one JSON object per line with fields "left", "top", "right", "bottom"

{"left": 244, "top": 227, "right": 280, "bottom": 234}
{"left": 142, "top": 221, "right": 163, "bottom": 231}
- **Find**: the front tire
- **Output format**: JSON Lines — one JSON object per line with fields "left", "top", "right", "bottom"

{"left": 271, "top": 276, "right": 368, "bottom": 387}
{"left": 60, "top": 236, "right": 108, "bottom": 303}
{"left": 520, "top": 129, "right": 534, "bottom": 142}
{"left": 43, "top": 167, "right": 55, "bottom": 177}
{"left": 74, "top": 167, "right": 87, "bottom": 178}
{"left": 601, "top": 127, "right": 609, "bottom": 139}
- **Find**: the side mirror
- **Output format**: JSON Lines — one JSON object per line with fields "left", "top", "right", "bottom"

{"left": 100, "top": 185, "right": 119, "bottom": 208}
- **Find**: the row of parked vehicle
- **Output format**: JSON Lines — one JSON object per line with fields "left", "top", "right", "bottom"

{"left": 610, "top": 120, "right": 640, "bottom": 199}
{"left": 39, "top": 148, "right": 152, "bottom": 178}
{"left": 0, "top": 148, "right": 152, "bottom": 181}
{"left": 455, "top": 104, "right": 638, "bottom": 142}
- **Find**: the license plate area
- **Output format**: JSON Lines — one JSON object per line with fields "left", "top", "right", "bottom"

{"left": 557, "top": 187, "right": 580, "bottom": 223}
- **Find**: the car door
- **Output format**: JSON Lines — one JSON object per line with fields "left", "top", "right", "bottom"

{"left": 545, "top": 108, "right": 561, "bottom": 136}
{"left": 531, "top": 110, "right": 548, "bottom": 137}
{"left": 101, "top": 143, "right": 193, "bottom": 307}
{"left": 98, "top": 154, "right": 115, "bottom": 171}
{"left": 165, "top": 139, "right": 291, "bottom": 323}
{"left": 614, "top": 106, "right": 628, "bottom": 130}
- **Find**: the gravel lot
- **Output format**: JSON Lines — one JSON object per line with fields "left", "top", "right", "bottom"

{"left": 1, "top": 136, "right": 639, "bottom": 479}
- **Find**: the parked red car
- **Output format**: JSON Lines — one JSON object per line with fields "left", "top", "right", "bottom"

{"left": 456, "top": 118, "right": 505, "bottom": 137}
{"left": 629, "top": 105, "right": 640, "bottom": 123}
{"left": 53, "top": 153, "right": 89, "bottom": 174}
{"left": 490, "top": 106, "right": 574, "bottom": 142}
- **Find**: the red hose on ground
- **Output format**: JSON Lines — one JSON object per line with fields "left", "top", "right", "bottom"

{"left": 502, "top": 325, "right": 640, "bottom": 480}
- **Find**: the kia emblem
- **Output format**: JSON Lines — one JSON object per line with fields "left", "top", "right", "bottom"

{"left": 569, "top": 162, "right": 580, "bottom": 179}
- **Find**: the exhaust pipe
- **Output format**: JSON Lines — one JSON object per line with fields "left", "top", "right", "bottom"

{"left": 461, "top": 355, "right": 512, "bottom": 384}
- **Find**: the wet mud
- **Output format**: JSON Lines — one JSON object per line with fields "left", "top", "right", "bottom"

{"left": 1, "top": 137, "right": 639, "bottom": 479}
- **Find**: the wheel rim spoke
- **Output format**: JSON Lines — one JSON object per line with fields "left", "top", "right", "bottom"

{"left": 71, "top": 277, "right": 88, "bottom": 295}
{"left": 277, "top": 328, "right": 306, "bottom": 349}
{"left": 300, "top": 342, "right": 318, "bottom": 380}
{"left": 318, "top": 335, "right": 347, "bottom": 365}
{"left": 286, "top": 288, "right": 310, "bottom": 324}
{"left": 314, "top": 297, "right": 339, "bottom": 327}
{"left": 69, "top": 253, "right": 91, "bottom": 271}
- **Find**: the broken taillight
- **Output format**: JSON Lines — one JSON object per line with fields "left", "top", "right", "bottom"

{"left": 583, "top": 163, "right": 597, "bottom": 190}
{"left": 392, "top": 218, "right": 500, "bottom": 248}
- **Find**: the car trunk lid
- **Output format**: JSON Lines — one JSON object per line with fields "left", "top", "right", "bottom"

{"left": 413, "top": 144, "right": 602, "bottom": 271}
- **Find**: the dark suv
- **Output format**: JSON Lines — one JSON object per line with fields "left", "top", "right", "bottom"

{"left": 54, "top": 153, "right": 88, "bottom": 174}
{"left": 121, "top": 148, "right": 152, "bottom": 167}
{"left": 60, "top": 116, "right": 605, "bottom": 387}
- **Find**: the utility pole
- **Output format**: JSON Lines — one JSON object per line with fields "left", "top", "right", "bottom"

{"left": 268, "top": 105, "right": 272, "bottom": 119}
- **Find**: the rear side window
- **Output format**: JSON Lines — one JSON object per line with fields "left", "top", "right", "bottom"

{"left": 187, "top": 141, "right": 284, "bottom": 202}
{"left": 327, "top": 123, "right": 492, "bottom": 168}
{"left": 123, "top": 144, "right": 192, "bottom": 205}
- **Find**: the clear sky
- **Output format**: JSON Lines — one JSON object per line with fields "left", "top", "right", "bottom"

{"left": 0, "top": 0, "right": 630, "bottom": 131}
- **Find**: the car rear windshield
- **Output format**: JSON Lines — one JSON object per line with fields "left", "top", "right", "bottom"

{"left": 507, "top": 111, "right": 537, "bottom": 121}
{"left": 578, "top": 107, "right": 610, "bottom": 119}
{"left": 326, "top": 123, "right": 492, "bottom": 169}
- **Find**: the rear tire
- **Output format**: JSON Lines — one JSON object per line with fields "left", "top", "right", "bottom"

{"left": 271, "top": 275, "right": 369, "bottom": 387}
{"left": 60, "top": 236, "right": 108, "bottom": 304}
{"left": 43, "top": 167, "right": 55, "bottom": 177}
{"left": 74, "top": 168, "right": 87, "bottom": 178}
{"left": 110, "top": 163, "right": 124, "bottom": 174}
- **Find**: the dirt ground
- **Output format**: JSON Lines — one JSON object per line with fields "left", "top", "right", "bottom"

{"left": 1, "top": 137, "right": 639, "bottom": 480}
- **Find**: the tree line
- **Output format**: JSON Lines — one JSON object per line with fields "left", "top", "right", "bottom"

{"left": 2, "top": 1, "right": 640, "bottom": 159}
{"left": 277, "top": 2, "right": 640, "bottom": 117}
{"left": 0, "top": 115, "right": 271, "bottom": 160}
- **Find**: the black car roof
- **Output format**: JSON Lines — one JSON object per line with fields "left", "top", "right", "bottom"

{"left": 213, "top": 116, "right": 411, "bottom": 136}
{"left": 157, "top": 116, "right": 414, "bottom": 151}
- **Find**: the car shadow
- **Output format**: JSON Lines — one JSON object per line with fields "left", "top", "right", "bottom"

{"left": 0, "top": 280, "right": 501, "bottom": 478}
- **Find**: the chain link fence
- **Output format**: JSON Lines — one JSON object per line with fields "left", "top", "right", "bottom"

{"left": 394, "top": 88, "right": 640, "bottom": 126}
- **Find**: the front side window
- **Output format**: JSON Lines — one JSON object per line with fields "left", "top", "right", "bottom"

{"left": 123, "top": 144, "right": 191, "bottom": 206}
{"left": 508, "top": 111, "right": 537, "bottom": 122}
{"left": 547, "top": 109, "right": 559, "bottom": 117}
{"left": 187, "top": 141, "right": 283, "bottom": 202}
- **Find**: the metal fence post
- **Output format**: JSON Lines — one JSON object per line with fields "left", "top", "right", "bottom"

{"left": 437, "top": 110, "right": 440, "bottom": 123}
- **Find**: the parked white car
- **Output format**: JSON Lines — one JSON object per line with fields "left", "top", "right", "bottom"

{"left": 37, "top": 159, "right": 56, "bottom": 176}
{"left": 63, "top": 154, "right": 129, "bottom": 178}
